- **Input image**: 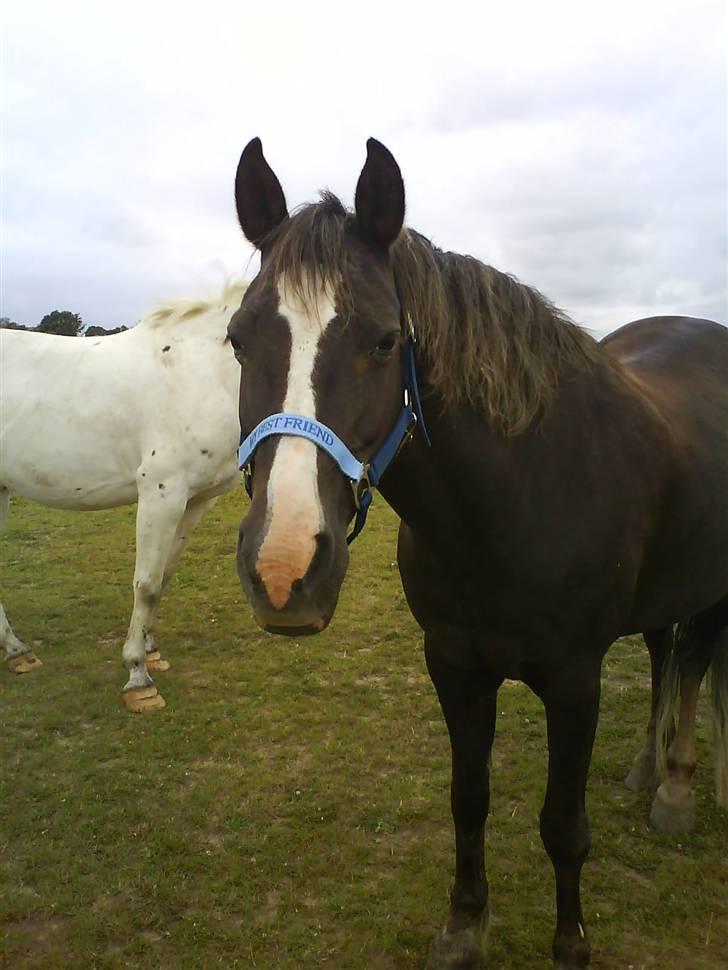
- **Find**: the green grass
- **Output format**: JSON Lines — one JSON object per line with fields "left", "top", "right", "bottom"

{"left": 1, "top": 491, "right": 727, "bottom": 969}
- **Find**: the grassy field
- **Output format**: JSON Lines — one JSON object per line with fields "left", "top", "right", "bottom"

{"left": 1, "top": 490, "right": 726, "bottom": 969}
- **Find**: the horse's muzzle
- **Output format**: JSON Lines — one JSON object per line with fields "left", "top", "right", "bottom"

{"left": 236, "top": 517, "right": 347, "bottom": 635}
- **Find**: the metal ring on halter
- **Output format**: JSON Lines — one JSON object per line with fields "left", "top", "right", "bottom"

{"left": 352, "top": 465, "right": 372, "bottom": 510}
{"left": 243, "top": 462, "right": 253, "bottom": 498}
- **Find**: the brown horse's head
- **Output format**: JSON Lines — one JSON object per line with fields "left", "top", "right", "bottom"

{"left": 228, "top": 138, "right": 407, "bottom": 635}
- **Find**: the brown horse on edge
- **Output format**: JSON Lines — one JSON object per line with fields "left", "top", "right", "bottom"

{"left": 227, "top": 137, "right": 728, "bottom": 969}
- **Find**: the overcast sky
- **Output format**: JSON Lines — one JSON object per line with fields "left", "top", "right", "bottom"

{"left": 3, "top": 0, "right": 726, "bottom": 336}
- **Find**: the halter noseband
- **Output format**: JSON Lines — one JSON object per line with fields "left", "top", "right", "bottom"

{"left": 237, "top": 319, "right": 430, "bottom": 544}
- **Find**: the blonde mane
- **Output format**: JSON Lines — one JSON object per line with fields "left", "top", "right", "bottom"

{"left": 143, "top": 279, "right": 248, "bottom": 329}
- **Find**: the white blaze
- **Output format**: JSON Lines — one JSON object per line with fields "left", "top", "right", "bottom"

{"left": 255, "top": 279, "right": 336, "bottom": 610}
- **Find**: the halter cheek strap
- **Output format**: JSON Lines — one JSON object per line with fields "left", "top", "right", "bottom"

{"left": 237, "top": 332, "right": 430, "bottom": 544}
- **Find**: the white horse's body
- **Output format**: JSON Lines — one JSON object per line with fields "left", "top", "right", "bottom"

{"left": 0, "top": 283, "right": 244, "bottom": 709}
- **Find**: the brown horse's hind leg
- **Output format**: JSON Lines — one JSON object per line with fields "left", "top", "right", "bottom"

{"left": 625, "top": 628, "right": 673, "bottom": 792}
{"left": 424, "top": 631, "right": 501, "bottom": 970}
{"left": 650, "top": 671, "right": 704, "bottom": 834}
{"left": 651, "top": 598, "right": 728, "bottom": 834}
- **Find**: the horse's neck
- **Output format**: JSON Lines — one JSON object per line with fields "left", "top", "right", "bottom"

{"left": 381, "top": 356, "right": 659, "bottom": 544}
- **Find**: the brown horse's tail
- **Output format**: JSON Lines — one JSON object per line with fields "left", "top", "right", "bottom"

{"left": 655, "top": 630, "right": 679, "bottom": 783}
{"left": 710, "top": 630, "right": 728, "bottom": 810}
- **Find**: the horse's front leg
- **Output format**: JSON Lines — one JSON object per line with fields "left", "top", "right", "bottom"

{"left": 121, "top": 483, "right": 188, "bottom": 711}
{"left": 424, "top": 630, "right": 502, "bottom": 970}
{"left": 536, "top": 662, "right": 601, "bottom": 970}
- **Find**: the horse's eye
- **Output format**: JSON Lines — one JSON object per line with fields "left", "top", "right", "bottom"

{"left": 372, "top": 332, "right": 399, "bottom": 358}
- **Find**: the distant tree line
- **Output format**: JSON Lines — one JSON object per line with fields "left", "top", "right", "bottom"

{"left": 85, "top": 325, "right": 129, "bottom": 337}
{"left": 0, "top": 311, "right": 128, "bottom": 337}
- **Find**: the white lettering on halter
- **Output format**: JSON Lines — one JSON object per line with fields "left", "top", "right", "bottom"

{"left": 255, "top": 279, "right": 336, "bottom": 610}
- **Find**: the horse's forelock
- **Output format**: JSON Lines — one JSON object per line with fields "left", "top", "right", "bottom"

{"left": 261, "top": 195, "right": 354, "bottom": 319}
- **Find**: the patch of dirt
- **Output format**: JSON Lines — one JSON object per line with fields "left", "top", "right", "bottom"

{"left": 2, "top": 915, "right": 68, "bottom": 942}
{"left": 614, "top": 932, "right": 727, "bottom": 970}
{"left": 256, "top": 890, "right": 281, "bottom": 925}
{"left": 610, "top": 861, "right": 655, "bottom": 890}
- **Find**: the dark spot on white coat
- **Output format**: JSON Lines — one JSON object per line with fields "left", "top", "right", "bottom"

{"left": 162, "top": 345, "right": 171, "bottom": 352}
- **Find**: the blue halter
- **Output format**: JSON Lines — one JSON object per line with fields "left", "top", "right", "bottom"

{"left": 237, "top": 323, "right": 430, "bottom": 543}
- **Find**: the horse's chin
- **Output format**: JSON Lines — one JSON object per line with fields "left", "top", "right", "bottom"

{"left": 256, "top": 615, "right": 330, "bottom": 637}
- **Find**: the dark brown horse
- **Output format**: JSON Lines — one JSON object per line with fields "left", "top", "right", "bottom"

{"left": 228, "top": 137, "right": 728, "bottom": 969}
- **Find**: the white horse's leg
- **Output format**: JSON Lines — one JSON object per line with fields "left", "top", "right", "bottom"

{"left": 0, "top": 488, "right": 42, "bottom": 673}
{"left": 122, "top": 484, "right": 188, "bottom": 711}
{"left": 2, "top": 604, "right": 42, "bottom": 672}
{"left": 165, "top": 494, "right": 220, "bottom": 584}
{"left": 143, "top": 494, "right": 219, "bottom": 672}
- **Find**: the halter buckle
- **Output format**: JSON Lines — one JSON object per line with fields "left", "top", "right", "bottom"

{"left": 406, "top": 313, "right": 416, "bottom": 343}
{"left": 242, "top": 463, "right": 253, "bottom": 498}
{"left": 352, "top": 465, "right": 372, "bottom": 509}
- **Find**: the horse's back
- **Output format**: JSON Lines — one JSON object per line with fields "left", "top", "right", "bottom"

{"left": 603, "top": 315, "right": 728, "bottom": 380}
{"left": 603, "top": 315, "right": 728, "bottom": 425}
{"left": 0, "top": 329, "right": 144, "bottom": 507}
{"left": 1, "top": 317, "right": 241, "bottom": 510}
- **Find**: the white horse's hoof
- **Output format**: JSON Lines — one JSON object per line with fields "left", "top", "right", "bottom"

{"left": 123, "top": 685, "right": 166, "bottom": 712}
{"left": 7, "top": 651, "right": 43, "bottom": 674}
{"left": 145, "top": 650, "right": 171, "bottom": 672}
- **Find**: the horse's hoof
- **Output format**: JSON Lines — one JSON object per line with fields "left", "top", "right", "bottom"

{"left": 145, "top": 651, "right": 171, "bottom": 672}
{"left": 123, "top": 685, "right": 166, "bottom": 712}
{"left": 425, "top": 920, "right": 486, "bottom": 970}
{"left": 553, "top": 927, "right": 590, "bottom": 968}
{"left": 650, "top": 780, "right": 694, "bottom": 834}
{"left": 625, "top": 747, "right": 658, "bottom": 792}
{"left": 7, "top": 651, "right": 43, "bottom": 674}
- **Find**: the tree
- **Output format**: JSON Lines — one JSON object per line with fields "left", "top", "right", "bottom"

{"left": 85, "top": 325, "right": 129, "bottom": 337}
{"left": 37, "top": 310, "right": 85, "bottom": 337}
{"left": 0, "top": 316, "right": 30, "bottom": 330}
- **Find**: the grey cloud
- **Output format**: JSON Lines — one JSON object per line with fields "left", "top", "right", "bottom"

{"left": 79, "top": 209, "right": 162, "bottom": 249}
{"left": 3, "top": 0, "right": 725, "bottom": 337}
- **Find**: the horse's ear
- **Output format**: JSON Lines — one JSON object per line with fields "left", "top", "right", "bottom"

{"left": 354, "top": 138, "right": 405, "bottom": 249}
{"left": 235, "top": 138, "right": 288, "bottom": 249}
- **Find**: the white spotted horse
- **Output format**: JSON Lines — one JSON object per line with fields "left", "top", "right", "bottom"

{"left": 1, "top": 283, "right": 244, "bottom": 710}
